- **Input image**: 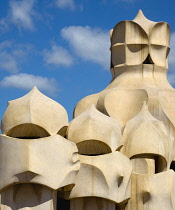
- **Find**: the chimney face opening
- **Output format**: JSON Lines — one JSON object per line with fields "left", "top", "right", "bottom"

{"left": 143, "top": 54, "right": 154, "bottom": 64}
{"left": 6, "top": 123, "right": 50, "bottom": 139}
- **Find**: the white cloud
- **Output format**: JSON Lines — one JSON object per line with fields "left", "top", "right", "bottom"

{"left": 0, "top": 18, "right": 9, "bottom": 32}
{"left": 0, "top": 41, "right": 31, "bottom": 73}
{"left": 9, "top": 0, "right": 37, "bottom": 30}
{"left": 0, "top": 41, "right": 21, "bottom": 73}
{"left": 56, "top": 0, "right": 75, "bottom": 10}
{"left": 0, "top": 52, "right": 19, "bottom": 73}
{"left": 0, "top": 73, "right": 58, "bottom": 95}
{"left": 43, "top": 44, "right": 74, "bottom": 67}
{"left": 61, "top": 26, "right": 110, "bottom": 70}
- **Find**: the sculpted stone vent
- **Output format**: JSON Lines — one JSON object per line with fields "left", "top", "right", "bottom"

{"left": 1, "top": 86, "right": 68, "bottom": 137}
{"left": 67, "top": 105, "right": 122, "bottom": 155}
{"left": 0, "top": 10, "right": 175, "bottom": 210}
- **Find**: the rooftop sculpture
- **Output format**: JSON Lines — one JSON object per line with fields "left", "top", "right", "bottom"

{"left": 0, "top": 10, "right": 175, "bottom": 210}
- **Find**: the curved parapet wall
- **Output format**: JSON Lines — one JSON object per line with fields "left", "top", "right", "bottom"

{"left": 0, "top": 134, "right": 80, "bottom": 191}
{"left": 126, "top": 170, "right": 175, "bottom": 210}
{"left": 1, "top": 87, "right": 68, "bottom": 137}
{"left": 68, "top": 105, "right": 122, "bottom": 155}
{"left": 70, "top": 152, "right": 132, "bottom": 204}
{"left": 0, "top": 184, "right": 57, "bottom": 210}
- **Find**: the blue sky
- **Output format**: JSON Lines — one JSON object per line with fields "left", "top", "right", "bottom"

{"left": 0, "top": 0, "right": 175, "bottom": 121}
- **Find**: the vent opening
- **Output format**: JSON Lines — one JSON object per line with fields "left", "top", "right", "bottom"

{"left": 77, "top": 140, "right": 111, "bottom": 156}
{"left": 6, "top": 123, "right": 50, "bottom": 139}
{"left": 170, "top": 161, "right": 175, "bottom": 171}
{"left": 143, "top": 54, "right": 154, "bottom": 64}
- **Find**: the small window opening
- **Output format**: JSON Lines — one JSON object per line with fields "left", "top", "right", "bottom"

{"left": 7, "top": 123, "right": 50, "bottom": 139}
{"left": 110, "top": 57, "right": 114, "bottom": 69}
{"left": 57, "top": 196, "right": 70, "bottom": 210}
{"left": 170, "top": 161, "right": 175, "bottom": 171}
{"left": 143, "top": 54, "right": 154, "bottom": 64}
{"left": 116, "top": 202, "right": 127, "bottom": 210}
{"left": 16, "top": 136, "right": 41, "bottom": 139}
{"left": 77, "top": 140, "right": 111, "bottom": 156}
{"left": 154, "top": 156, "right": 166, "bottom": 173}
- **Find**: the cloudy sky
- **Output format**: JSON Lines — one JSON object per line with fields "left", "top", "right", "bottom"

{"left": 0, "top": 0, "right": 175, "bottom": 121}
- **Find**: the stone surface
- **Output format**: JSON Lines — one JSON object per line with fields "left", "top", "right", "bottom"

{"left": 1, "top": 10, "right": 175, "bottom": 210}
{"left": 0, "top": 184, "right": 57, "bottom": 210}
{"left": 68, "top": 105, "right": 122, "bottom": 155}
{"left": 126, "top": 170, "right": 175, "bottom": 210}
{"left": 70, "top": 198, "right": 116, "bottom": 210}
{"left": 122, "top": 102, "right": 175, "bottom": 173}
{"left": 0, "top": 134, "right": 80, "bottom": 191}
{"left": 1, "top": 87, "right": 68, "bottom": 137}
{"left": 70, "top": 152, "right": 132, "bottom": 204}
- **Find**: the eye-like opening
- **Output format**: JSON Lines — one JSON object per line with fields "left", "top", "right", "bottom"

{"left": 57, "top": 186, "right": 74, "bottom": 210}
{"left": 1, "top": 183, "right": 54, "bottom": 209}
{"left": 142, "top": 191, "right": 150, "bottom": 204}
{"left": 6, "top": 123, "right": 50, "bottom": 139}
{"left": 118, "top": 176, "right": 123, "bottom": 188}
{"left": 58, "top": 126, "right": 68, "bottom": 138}
{"left": 170, "top": 161, "right": 175, "bottom": 171}
{"left": 143, "top": 54, "right": 154, "bottom": 64}
{"left": 110, "top": 56, "right": 114, "bottom": 69}
{"left": 154, "top": 155, "right": 166, "bottom": 173}
{"left": 131, "top": 154, "right": 167, "bottom": 174}
{"left": 57, "top": 195, "right": 70, "bottom": 210}
{"left": 77, "top": 140, "right": 111, "bottom": 156}
{"left": 115, "top": 199, "right": 129, "bottom": 210}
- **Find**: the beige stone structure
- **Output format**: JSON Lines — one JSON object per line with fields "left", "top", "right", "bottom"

{"left": 0, "top": 10, "right": 175, "bottom": 210}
